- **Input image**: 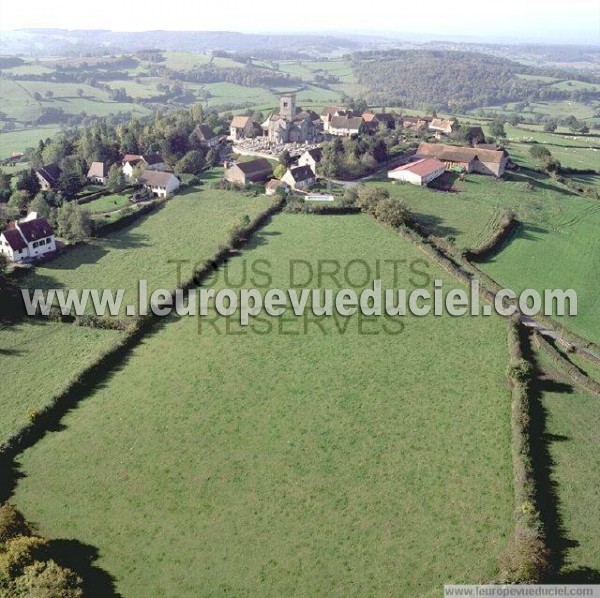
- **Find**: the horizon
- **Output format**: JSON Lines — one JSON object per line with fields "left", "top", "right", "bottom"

{"left": 0, "top": 0, "right": 599, "bottom": 45}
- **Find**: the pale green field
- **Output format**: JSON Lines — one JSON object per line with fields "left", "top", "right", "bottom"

{"left": 0, "top": 126, "right": 61, "bottom": 157}
{"left": 13, "top": 214, "right": 514, "bottom": 597}
{"left": 0, "top": 320, "right": 124, "bottom": 444}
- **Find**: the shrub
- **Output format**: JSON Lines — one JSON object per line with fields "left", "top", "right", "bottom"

{"left": 372, "top": 198, "right": 408, "bottom": 228}
{"left": 507, "top": 359, "right": 533, "bottom": 384}
{"left": 0, "top": 505, "right": 30, "bottom": 544}
{"left": 13, "top": 560, "right": 83, "bottom": 598}
{"left": 0, "top": 536, "right": 49, "bottom": 579}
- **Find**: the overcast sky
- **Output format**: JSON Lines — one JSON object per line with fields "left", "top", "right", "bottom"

{"left": 1, "top": 0, "right": 599, "bottom": 43}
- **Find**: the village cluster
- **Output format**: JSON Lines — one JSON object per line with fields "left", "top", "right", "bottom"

{"left": 0, "top": 93, "right": 510, "bottom": 265}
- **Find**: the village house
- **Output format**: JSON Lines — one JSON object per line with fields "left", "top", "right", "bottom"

{"left": 428, "top": 118, "right": 455, "bottom": 136}
{"left": 0, "top": 212, "right": 56, "bottom": 263}
{"left": 281, "top": 165, "right": 316, "bottom": 191}
{"left": 265, "top": 179, "right": 290, "bottom": 196}
{"left": 362, "top": 112, "right": 396, "bottom": 130}
{"left": 327, "top": 115, "right": 364, "bottom": 137}
{"left": 86, "top": 161, "right": 109, "bottom": 185}
{"left": 388, "top": 158, "right": 446, "bottom": 186}
{"left": 402, "top": 117, "right": 430, "bottom": 132}
{"left": 122, "top": 154, "right": 166, "bottom": 181}
{"left": 417, "top": 142, "right": 509, "bottom": 177}
{"left": 138, "top": 170, "right": 180, "bottom": 198}
{"left": 229, "top": 115, "right": 255, "bottom": 141}
{"left": 35, "top": 163, "right": 61, "bottom": 190}
{"left": 193, "top": 124, "right": 225, "bottom": 149}
{"left": 224, "top": 158, "right": 273, "bottom": 186}
{"left": 261, "top": 95, "right": 321, "bottom": 144}
{"left": 297, "top": 148, "right": 322, "bottom": 173}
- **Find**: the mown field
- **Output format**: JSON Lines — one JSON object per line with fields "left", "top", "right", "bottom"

{"left": 13, "top": 214, "right": 514, "bottom": 597}
{"left": 0, "top": 320, "right": 124, "bottom": 445}
{"left": 21, "top": 186, "right": 275, "bottom": 315}
{"left": 533, "top": 346, "right": 600, "bottom": 578}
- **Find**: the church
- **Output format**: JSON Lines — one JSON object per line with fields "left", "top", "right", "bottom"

{"left": 261, "top": 94, "right": 322, "bottom": 144}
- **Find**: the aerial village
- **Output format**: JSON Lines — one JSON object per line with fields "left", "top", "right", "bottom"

{"left": 0, "top": 92, "right": 510, "bottom": 265}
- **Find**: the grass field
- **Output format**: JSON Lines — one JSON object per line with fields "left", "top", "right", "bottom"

{"left": 533, "top": 346, "right": 600, "bottom": 578}
{"left": 367, "top": 170, "right": 600, "bottom": 345}
{"left": 0, "top": 320, "right": 124, "bottom": 445}
{"left": 0, "top": 126, "right": 61, "bottom": 157}
{"left": 21, "top": 186, "right": 275, "bottom": 314}
{"left": 12, "top": 214, "right": 514, "bottom": 596}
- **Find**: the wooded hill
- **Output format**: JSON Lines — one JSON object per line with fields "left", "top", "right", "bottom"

{"left": 352, "top": 50, "right": 600, "bottom": 112}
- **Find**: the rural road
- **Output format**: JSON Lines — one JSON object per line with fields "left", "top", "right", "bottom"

{"left": 521, "top": 315, "right": 600, "bottom": 361}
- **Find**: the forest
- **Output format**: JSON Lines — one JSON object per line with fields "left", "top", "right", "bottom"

{"left": 352, "top": 50, "right": 600, "bottom": 112}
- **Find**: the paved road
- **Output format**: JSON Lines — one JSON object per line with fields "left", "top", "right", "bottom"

{"left": 323, "top": 150, "right": 417, "bottom": 187}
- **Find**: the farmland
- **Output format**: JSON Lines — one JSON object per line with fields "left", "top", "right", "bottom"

{"left": 12, "top": 214, "right": 514, "bottom": 596}
{"left": 0, "top": 320, "right": 124, "bottom": 445}
{"left": 20, "top": 186, "right": 275, "bottom": 314}
{"left": 533, "top": 346, "right": 600, "bottom": 577}
{"left": 367, "top": 168, "right": 600, "bottom": 345}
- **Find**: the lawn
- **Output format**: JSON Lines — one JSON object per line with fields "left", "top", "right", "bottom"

{"left": 20, "top": 185, "right": 275, "bottom": 315}
{"left": 533, "top": 347, "right": 600, "bottom": 578}
{"left": 83, "top": 192, "right": 131, "bottom": 213}
{"left": 13, "top": 214, "right": 514, "bottom": 597}
{"left": 0, "top": 320, "right": 124, "bottom": 445}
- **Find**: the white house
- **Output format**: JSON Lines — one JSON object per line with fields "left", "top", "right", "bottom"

{"left": 122, "top": 154, "right": 166, "bottom": 181}
{"left": 388, "top": 158, "right": 446, "bottom": 186}
{"left": 138, "top": 170, "right": 180, "bottom": 198}
{"left": 281, "top": 165, "right": 316, "bottom": 191}
{"left": 0, "top": 212, "right": 56, "bottom": 263}
{"left": 297, "top": 148, "right": 322, "bottom": 173}
{"left": 327, "top": 116, "right": 364, "bottom": 137}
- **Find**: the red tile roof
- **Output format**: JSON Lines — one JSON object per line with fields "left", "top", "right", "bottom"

{"left": 390, "top": 158, "right": 445, "bottom": 177}
{"left": 87, "top": 161, "right": 109, "bottom": 178}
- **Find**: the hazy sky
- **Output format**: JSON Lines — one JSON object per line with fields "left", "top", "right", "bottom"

{"left": 1, "top": 0, "right": 599, "bottom": 43}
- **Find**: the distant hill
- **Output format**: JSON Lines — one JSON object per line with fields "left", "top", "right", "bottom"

{"left": 0, "top": 29, "right": 365, "bottom": 58}
{"left": 352, "top": 49, "right": 600, "bottom": 111}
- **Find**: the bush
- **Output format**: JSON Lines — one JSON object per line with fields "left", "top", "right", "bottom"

{"left": 356, "top": 186, "right": 389, "bottom": 216}
{"left": 507, "top": 359, "right": 533, "bottom": 384}
{"left": 0, "top": 505, "right": 30, "bottom": 544}
{"left": 0, "top": 536, "right": 49, "bottom": 579}
{"left": 13, "top": 560, "right": 83, "bottom": 598}
{"left": 372, "top": 198, "right": 408, "bottom": 228}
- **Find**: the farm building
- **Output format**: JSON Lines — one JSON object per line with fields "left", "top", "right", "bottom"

{"left": 87, "top": 161, "right": 109, "bottom": 185}
{"left": 402, "top": 117, "right": 430, "bottom": 132}
{"left": 229, "top": 115, "right": 255, "bottom": 141}
{"left": 388, "top": 158, "right": 446, "bottom": 186}
{"left": 224, "top": 159, "right": 273, "bottom": 186}
{"left": 265, "top": 179, "right": 290, "bottom": 196}
{"left": 122, "top": 154, "right": 166, "bottom": 181}
{"left": 0, "top": 212, "right": 56, "bottom": 263}
{"left": 35, "top": 163, "right": 61, "bottom": 190}
{"left": 428, "top": 118, "right": 455, "bottom": 135}
{"left": 281, "top": 165, "right": 316, "bottom": 191}
{"left": 297, "top": 148, "right": 322, "bottom": 173}
{"left": 417, "top": 142, "right": 508, "bottom": 177}
{"left": 193, "top": 124, "right": 225, "bottom": 148}
{"left": 138, "top": 171, "right": 180, "bottom": 198}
